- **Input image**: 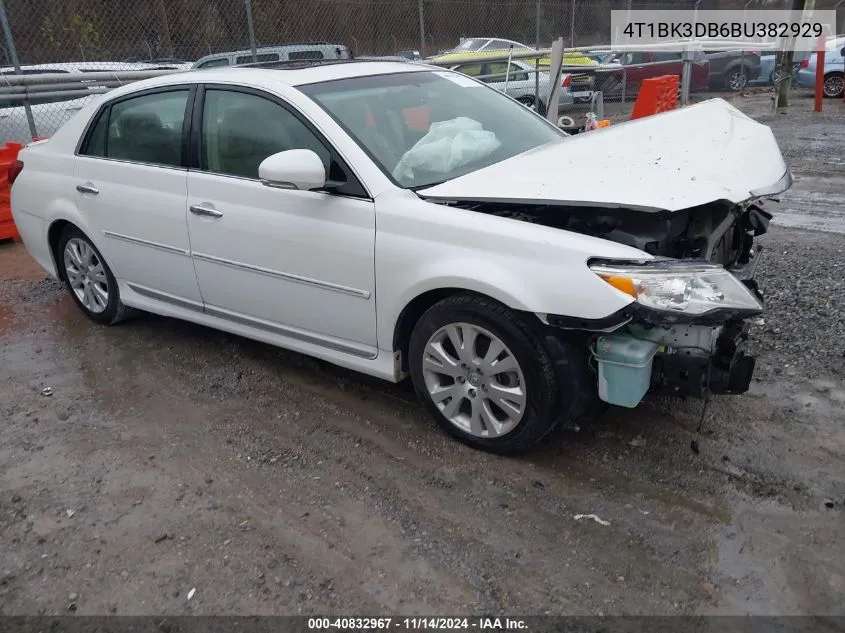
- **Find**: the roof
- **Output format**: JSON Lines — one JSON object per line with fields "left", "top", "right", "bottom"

{"left": 137, "top": 61, "right": 435, "bottom": 89}
{"left": 194, "top": 43, "right": 348, "bottom": 61}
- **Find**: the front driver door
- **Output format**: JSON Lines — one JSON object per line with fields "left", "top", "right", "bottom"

{"left": 185, "top": 86, "right": 377, "bottom": 358}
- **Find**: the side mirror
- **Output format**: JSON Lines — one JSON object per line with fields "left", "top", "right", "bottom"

{"left": 258, "top": 149, "right": 326, "bottom": 191}
{"left": 840, "top": 47, "right": 844, "bottom": 58}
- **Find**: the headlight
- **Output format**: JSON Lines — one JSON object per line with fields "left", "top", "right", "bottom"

{"left": 589, "top": 260, "right": 762, "bottom": 315}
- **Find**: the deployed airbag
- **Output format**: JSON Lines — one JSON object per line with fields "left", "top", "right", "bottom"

{"left": 393, "top": 117, "right": 501, "bottom": 183}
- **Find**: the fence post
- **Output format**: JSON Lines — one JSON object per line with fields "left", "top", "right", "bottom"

{"left": 244, "top": 0, "right": 258, "bottom": 62}
{"left": 0, "top": 0, "right": 36, "bottom": 140}
{"left": 418, "top": 0, "right": 426, "bottom": 56}
{"left": 535, "top": 0, "right": 541, "bottom": 49}
{"left": 570, "top": 0, "right": 575, "bottom": 47}
{"left": 681, "top": 46, "right": 692, "bottom": 105}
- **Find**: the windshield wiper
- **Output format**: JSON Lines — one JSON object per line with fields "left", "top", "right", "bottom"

{"left": 410, "top": 179, "right": 448, "bottom": 192}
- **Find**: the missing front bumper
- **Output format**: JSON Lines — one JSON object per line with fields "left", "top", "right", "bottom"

{"left": 591, "top": 318, "right": 757, "bottom": 408}
{"left": 650, "top": 320, "right": 756, "bottom": 398}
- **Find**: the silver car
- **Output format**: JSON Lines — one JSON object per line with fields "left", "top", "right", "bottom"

{"left": 448, "top": 59, "right": 574, "bottom": 115}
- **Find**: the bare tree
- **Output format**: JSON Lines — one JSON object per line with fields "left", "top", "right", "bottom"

{"left": 776, "top": 0, "right": 810, "bottom": 108}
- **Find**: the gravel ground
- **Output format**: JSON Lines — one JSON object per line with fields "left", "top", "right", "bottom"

{"left": 0, "top": 94, "right": 843, "bottom": 617}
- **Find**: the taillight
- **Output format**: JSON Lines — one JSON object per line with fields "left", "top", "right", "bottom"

{"left": 561, "top": 74, "right": 571, "bottom": 88}
{"left": 801, "top": 58, "right": 809, "bottom": 68}
{"left": 8, "top": 159, "right": 23, "bottom": 185}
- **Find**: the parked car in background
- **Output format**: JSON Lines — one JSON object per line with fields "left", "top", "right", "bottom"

{"left": 448, "top": 59, "right": 574, "bottom": 114}
{"left": 751, "top": 53, "right": 801, "bottom": 86}
{"left": 395, "top": 50, "right": 423, "bottom": 61}
{"left": 796, "top": 36, "right": 845, "bottom": 98}
{"left": 705, "top": 50, "right": 761, "bottom": 91}
{"left": 596, "top": 51, "right": 709, "bottom": 99}
{"left": 429, "top": 38, "right": 596, "bottom": 100}
{"left": 123, "top": 56, "right": 190, "bottom": 65}
{"left": 0, "top": 62, "right": 185, "bottom": 143}
{"left": 192, "top": 43, "right": 350, "bottom": 69}
{"left": 10, "top": 61, "right": 790, "bottom": 454}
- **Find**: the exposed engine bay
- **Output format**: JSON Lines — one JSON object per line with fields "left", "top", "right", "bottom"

{"left": 442, "top": 198, "right": 774, "bottom": 407}
{"left": 445, "top": 198, "right": 772, "bottom": 270}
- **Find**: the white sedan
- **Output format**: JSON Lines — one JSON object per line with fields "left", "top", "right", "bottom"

{"left": 11, "top": 60, "right": 792, "bottom": 454}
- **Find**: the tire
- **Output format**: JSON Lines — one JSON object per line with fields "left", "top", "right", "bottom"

{"left": 407, "top": 294, "right": 585, "bottom": 454}
{"left": 724, "top": 65, "right": 750, "bottom": 92}
{"left": 517, "top": 95, "right": 546, "bottom": 116}
{"left": 823, "top": 72, "right": 844, "bottom": 99}
{"left": 57, "top": 225, "right": 134, "bottom": 325}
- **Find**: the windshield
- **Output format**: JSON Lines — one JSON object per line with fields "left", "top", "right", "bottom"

{"left": 299, "top": 70, "right": 564, "bottom": 189}
{"left": 452, "top": 38, "right": 487, "bottom": 52}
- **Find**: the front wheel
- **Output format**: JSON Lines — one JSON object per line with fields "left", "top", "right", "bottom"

{"left": 725, "top": 66, "right": 749, "bottom": 92}
{"left": 823, "top": 72, "right": 844, "bottom": 98}
{"left": 408, "top": 295, "right": 565, "bottom": 454}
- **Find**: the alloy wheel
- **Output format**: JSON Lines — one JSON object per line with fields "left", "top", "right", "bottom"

{"left": 421, "top": 322, "right": 527, "bottom": 438}
{"left": 63, "top": 237, "right": 110, "bottom": 314}
{"left": 824, "top": 75, "right": 844, "bottom": 98}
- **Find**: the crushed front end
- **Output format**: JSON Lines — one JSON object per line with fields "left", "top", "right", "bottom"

{"left": 546, "top": 199, "right": 774, "bottom": 408}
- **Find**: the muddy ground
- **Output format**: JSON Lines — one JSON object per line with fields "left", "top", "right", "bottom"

{"left": 0, "top": 89, "right": 843, "bottom": 617}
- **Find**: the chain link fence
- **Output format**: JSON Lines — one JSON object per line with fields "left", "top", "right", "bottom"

{"left": 0, "top": 0, "right": 842, "bottom": 142}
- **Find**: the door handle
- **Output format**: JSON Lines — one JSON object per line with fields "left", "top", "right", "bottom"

{"left": 76, "top": 184, "right": 99, "bottom": 195}
{"left": 189, "top": 204, "right": 223, "bottom": 219}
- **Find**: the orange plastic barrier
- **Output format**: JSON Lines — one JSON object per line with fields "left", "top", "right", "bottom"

{"left": 0, "top": 141, "right": 23, "bottom": 241}
{"left": 630, "top": 75, "right": 679, "bottom": 120}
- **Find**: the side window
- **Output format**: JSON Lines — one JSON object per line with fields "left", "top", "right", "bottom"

{"left": 456, "top": 64, "right": 483, "bottom": 77}
{"left": 81, "top": 107, "right": 110, "bottom": 157}
{"left": 235, "top": 53, "right": 279, "bottom": 64}
{"left": 288, "top": 50, "right": 324, "bottom": 61}
{"left": 486, "top": 62, "right": 528, "bottom": 82}
{"left": 197, "top": 58, "right": 231, "bottom": 69}
{"left": 201, "top": 89, "right": 332, "bottom": 180}
{"left": 81, "top": 90, "right": 189, "bottom": 166}
{"left": 620, "top": 52, "right": 648, "bottom": 65}
{"left": 652, "top": 52, "right": 681, "bottom": 63}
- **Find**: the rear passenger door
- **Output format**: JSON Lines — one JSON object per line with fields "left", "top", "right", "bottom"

{"left": 73, "top": 86, "right": 203, "bottom": 304}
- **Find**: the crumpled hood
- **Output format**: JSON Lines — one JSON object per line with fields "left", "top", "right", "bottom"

{"left": 417, "top": 99, "right": 792, "bottom": 212}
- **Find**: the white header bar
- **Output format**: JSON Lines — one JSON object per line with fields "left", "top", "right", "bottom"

{"left": 610, "top": 10, "right": 838, "bottom": 52}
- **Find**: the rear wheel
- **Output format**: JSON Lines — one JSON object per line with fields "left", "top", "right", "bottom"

{"left": 408, "top": 294, "right": 577, "bottom": 454}
{"left": 57, "top": 225, "right": 133, "bottom": 325}
{"left": 823, "top": 72, "right": 844, "bottom": 98}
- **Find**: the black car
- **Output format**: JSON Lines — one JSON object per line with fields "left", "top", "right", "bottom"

{"left": 705, "top": 50, "right": 762, "bottom": 91}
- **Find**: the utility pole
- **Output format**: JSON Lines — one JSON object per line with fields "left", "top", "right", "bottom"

{"left": 418, "top": 0, "right": 426, "bottom": 57}
{"left": 777, "top": 0, "right": 811, "bottom": 108}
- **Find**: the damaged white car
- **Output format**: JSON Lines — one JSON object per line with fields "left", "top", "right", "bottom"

{"left": 10, "top": 60, "right": 791, "bottom": 454}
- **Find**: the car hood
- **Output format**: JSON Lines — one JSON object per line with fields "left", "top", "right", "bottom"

{"left": 416, "top": 99, "right": 792, "bottom": 212}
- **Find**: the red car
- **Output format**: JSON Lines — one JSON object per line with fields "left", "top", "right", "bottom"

{"left": 596, "top": 51, "right": 710, "bottom": 99}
